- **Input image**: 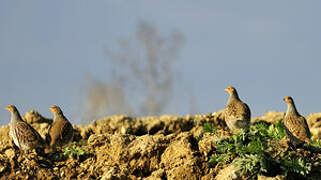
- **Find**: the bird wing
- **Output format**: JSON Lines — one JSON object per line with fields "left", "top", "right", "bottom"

{"left": 240, "top": 102, "right": 251, "bottom": 120}
{"left": 299, "top": 116, "right": 311, "bottom": 141}
{"left": 285, "top": 116, "right": 311, "bottom": 143}
{"left": 15, "top": 121, "right": 44, "bottom": 146}
{"left": 60, "top": 120, "right": 73, "bottom": 142}
{"left": 226, "top": 101, "right": 251, "bottom": 120}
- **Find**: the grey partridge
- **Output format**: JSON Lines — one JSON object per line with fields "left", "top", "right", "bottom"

{"left": 48, "top": 105, "right": 73, "bottom": 148}
{"left": 6, "top": 105, "right": 45, "bottom": 150}
{"left": 224, "top": 86, "right": 251, "bottom": 133}
{"left": 283, "top": 96, "right": 311, "bottom": 148}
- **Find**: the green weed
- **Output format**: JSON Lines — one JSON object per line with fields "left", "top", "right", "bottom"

{"left": 203, "top": 122, "right": 216, "bottom": 134}
{"left": 63, "top": 143, "right": 88, "bottom": 160}
{"left": 203, "top": 120, "right": 317, "bottom": 178}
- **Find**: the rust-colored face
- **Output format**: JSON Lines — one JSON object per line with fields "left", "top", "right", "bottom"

{"left": 5, "top": 105, "right": 15, "bottom": 112}
{"left": 49, "top": 105, "right": 61, "bottom": 113}
{"left": 225, "top": 86, "right": 236, "bottom": 94}
{"left": 283, "top": 96, "right": 293, "bottom": 104}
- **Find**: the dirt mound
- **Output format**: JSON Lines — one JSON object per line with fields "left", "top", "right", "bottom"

{"left": 0, "top": 110, "right": 320, "bottom": 179}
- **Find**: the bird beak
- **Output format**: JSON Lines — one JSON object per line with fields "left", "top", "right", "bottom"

{"left": 5, "top": 106, "right": 11, "bottom": 112}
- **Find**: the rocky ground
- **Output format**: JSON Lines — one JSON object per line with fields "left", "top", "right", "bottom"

{"left": 0, "top": 110, "right": 321, "bottom": 180}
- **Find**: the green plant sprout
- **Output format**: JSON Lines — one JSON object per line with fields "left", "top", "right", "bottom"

{"left": 63, "top": 144, "right": 87, "bottom": 160}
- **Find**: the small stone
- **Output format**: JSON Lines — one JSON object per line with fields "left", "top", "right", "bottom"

{"left": 4, "top": 149, "right": 15, "bottom": 159}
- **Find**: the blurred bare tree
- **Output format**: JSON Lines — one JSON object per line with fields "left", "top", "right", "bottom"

{"left": 82, "top": 78, "right": 134, "bottom": 121}
{"left": 82, "top": 21, "right": 186, "bottom": 122}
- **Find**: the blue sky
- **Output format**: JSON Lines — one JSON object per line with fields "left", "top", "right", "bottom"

{"left": 1, "top": 1, "right": 321, "bottom": 125}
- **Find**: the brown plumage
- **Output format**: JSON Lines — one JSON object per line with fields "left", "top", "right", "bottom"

{"left": 6, "top": 105, "right": 45, "bottom": 150}
{"left": 283, "top": 96, "right": 311, "bottom": 148}
{"left": 48, "top": 105, "right": 73, "bottom": 148}
{"left": 224, "top": 86, "right": 251, "bottom": 133}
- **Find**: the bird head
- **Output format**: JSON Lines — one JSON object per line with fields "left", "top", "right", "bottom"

{"left": 283, "top": 96, "right": 294, "bottom": 104}
{"left": 225, "top": 86, "right": 236, "bottom": 95}
{"left": 49, "top": 105, "right": 62, "bottom": 114}
{"left": 6, "top": 105, "right": 16, "bottom": 113}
